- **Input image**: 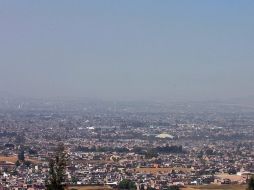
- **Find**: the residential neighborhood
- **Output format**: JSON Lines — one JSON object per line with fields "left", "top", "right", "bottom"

{"left": 0, "top": 100, "right": 253, "bottom": 190}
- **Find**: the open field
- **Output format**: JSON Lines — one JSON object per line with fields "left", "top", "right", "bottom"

{"left": 184, "top": 184, "right": 246, "bottom": 190}
{"left": 65, "top": 184, "right": 246, "bottom": 190}
{"left": 65, "top": 185, "right": 112, "bottom": 190}
{"left": 0, "top": 155, "right": 40, "bottom": 164}
{"left": 0, "top": 156, "right": 17, "bottom": 163}
{"left": 215, "top": 174, "right": 244, "bottom": 181}
{"left": 134, "top": 167, "right": 191, "bottom": 174}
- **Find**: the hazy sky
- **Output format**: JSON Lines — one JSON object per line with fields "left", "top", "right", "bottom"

{"left": 0, "top": 1, "right": 253, "bottom": 101}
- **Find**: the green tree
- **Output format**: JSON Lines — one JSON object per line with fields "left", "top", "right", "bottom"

{"left": 71, "top": 176, "right": 78, "bottom": 184}
{"left": 119, "top": 179, "right": 136, "bottom": 190}
{"left": 15, "top": 160, "right": 21, "bottom": 167}
{"left": 168, "top": 186, "right": 180, "bottom": 190}
{"left": 147, "top": 187, "right": 156, "bottom": 190}
{"left": 18, "top": 149, "right": 25, "bottom": 161}
{"left": 24, "top": 160, "right": 32, "bottom": 167}
{"left": 247, "top": 176, "right": 254, "bottom": 190}
{"left": 145, "top": 149, "right": 158, "bottom": 159}
{"left": 46, "top": 143, "right": 67, "bottom": 190}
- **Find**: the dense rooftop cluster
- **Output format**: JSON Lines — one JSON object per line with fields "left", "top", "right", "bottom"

{"left": 0, "top": 100, "right": 253, "bottom": 189}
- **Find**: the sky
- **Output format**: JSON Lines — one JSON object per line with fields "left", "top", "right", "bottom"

{"left": 0, "top": 0, "right": 253, "bottom": 102}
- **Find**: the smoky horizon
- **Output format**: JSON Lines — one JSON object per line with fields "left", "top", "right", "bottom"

{"left": 0, "top": 1, "right": 254, "bottom": 102}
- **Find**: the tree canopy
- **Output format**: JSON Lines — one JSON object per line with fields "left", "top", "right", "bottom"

{"left": 247, "top": 176, "right": 254, "bottom": 190}
{"left": 119, "top": 179, "right": 136, "bottom": 190}
{"left": 46, "top": 143, "right": 67, "bottom": 190}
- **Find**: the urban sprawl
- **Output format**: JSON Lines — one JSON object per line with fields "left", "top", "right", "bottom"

{"left": 0, "top": 99, "right": 253, "bottom": 189}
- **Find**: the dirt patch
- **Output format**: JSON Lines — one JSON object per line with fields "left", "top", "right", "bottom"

{"left": 0, "top": 155, "right": 40, "bottom": 164}
{"left": 134, "top": 167, "right": 191, "bottom": 174}
{"left": 0, "top": 156, "right": 17, "bottom": 163}
{"left": 183, "top": 184, "right": 246, "bottom": 190}
{"left": 65, "top": 185, "right": 112, "bottom": 190}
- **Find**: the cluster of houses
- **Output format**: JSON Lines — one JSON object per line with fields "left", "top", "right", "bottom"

{"left": 0, "top": 104, "right": 254, "bottom": 189}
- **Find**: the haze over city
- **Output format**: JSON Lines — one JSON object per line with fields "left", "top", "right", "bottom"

{"left": 0, "top": 0, "right": 254, "bottom": 102}
{"left": 2, "top": 1, "right": 254, "bottom": 190}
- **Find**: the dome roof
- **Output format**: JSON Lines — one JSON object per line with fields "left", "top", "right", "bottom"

{"left": 156, "top": 133, "right": 174, "bottom": 139}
